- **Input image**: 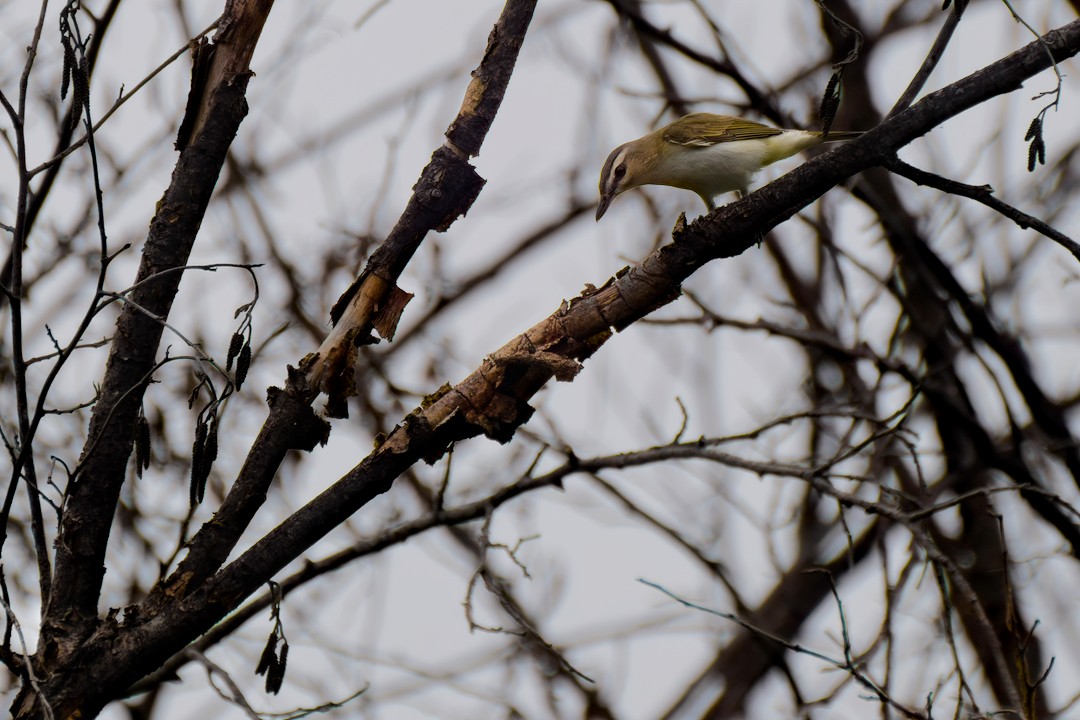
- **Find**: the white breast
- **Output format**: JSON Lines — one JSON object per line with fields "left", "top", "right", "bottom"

{"left": 655, "top": 131, "right": 821, "bottom": 200}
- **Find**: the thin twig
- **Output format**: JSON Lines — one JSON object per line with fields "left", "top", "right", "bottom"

{"left": 640, "top": 578, "right": 928, "bottom": 719}
{"left": 187, "top": 648, "right": 261, "bottom": 720}
{"left": 0, "top": 572, "right": 54, "bottom": 720}
{"left": 888, "top": 0, "right": 968, "bottom": 117}
{"left": 884, "top": 156, "right": 1080, "bottom": 263}
{"left": 28, "top": 18, "right": 222, "bottom": 177}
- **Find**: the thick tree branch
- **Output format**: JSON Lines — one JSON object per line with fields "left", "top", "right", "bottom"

{"left": 142, "top": 19, "right": 1080, "bottom": 668}
{"left": 316, "top": 0, "right": 540, "bottom": 402}
{"left": 24, "top": 2, "right": 275, "bottom": 718}
{"left": 151, "top": 0, "right": 540, "bottom": 604}
{"left": 16, "top": 15, "right": 1077, "bottom": 720}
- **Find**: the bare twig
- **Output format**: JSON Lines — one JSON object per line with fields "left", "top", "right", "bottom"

{"left": 884, "top": 156, "right": 1080, "bottom": 263}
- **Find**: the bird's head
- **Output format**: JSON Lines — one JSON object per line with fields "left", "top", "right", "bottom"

{"left": 596, "top": 138, "right": 656, "bottom": 221}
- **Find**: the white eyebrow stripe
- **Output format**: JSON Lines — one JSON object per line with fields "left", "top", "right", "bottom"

{"left": 606, "top": 148, "right": 629, "bottom": 192}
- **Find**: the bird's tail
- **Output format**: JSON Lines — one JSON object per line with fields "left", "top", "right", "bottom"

{"left": 818, "top": 130, "right": 863, "bottom": 141}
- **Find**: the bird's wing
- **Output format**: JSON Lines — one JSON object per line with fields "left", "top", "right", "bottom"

{"left": 662, "top": 113, "right": 783, "bottom": 147}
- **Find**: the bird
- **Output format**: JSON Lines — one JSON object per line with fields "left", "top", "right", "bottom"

{"left": 595, "top": 113, "right": 862, "bottom": 220}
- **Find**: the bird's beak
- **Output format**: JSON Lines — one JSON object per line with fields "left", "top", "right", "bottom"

{"left": 595, "top": 191, "right": 613, "bottom": 221}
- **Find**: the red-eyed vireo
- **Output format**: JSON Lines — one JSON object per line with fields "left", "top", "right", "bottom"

{"left": 596, "top": 113, "right": 862, "bottom": 220}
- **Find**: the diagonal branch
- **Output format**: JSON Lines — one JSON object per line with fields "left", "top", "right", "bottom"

{"left": 152, "top": 0, "right": 540, "bottom": 603}
{"left": 36, "top": 16, "right": 1078, "bottom": 720}
{"left": 887, "top": 0, "right": 969, "bottom": 117}
{"left": 155, "top": 16, "right": 1080, "bottom": 647}
{"left": 884, "top": 155, "right": 1080, "bottom": 262}
{"left": 40, "top": 0, "right": 275, "bottom": 669}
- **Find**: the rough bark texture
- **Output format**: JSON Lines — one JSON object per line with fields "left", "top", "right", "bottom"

{"left": 150, "top": 0, "right": 540, "bottom": 607}
{"left": 18, "top": 2, "right": 276, "bottom": 718}
{"left": 318, "top": 0, "right": 539, "bottom": 400}
{"left": 10, "top": 7, "right": 1080, "bottom": 718}
{"left": 105, "top": 24, "right": 1080, "bottom": 713}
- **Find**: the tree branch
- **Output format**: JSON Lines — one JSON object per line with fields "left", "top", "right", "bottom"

{"left": 29, "top": 3, "right": 276, "bottom": 717}
{"left": 141, "top": 22, "right": 1080, "bottom": 682}
{"left": 151, "top": 0, "right": 541, "bottom": 604}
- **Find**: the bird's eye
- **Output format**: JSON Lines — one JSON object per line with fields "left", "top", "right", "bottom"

{"left": 614, "top": 164, "right": 626, "bottom": 178}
